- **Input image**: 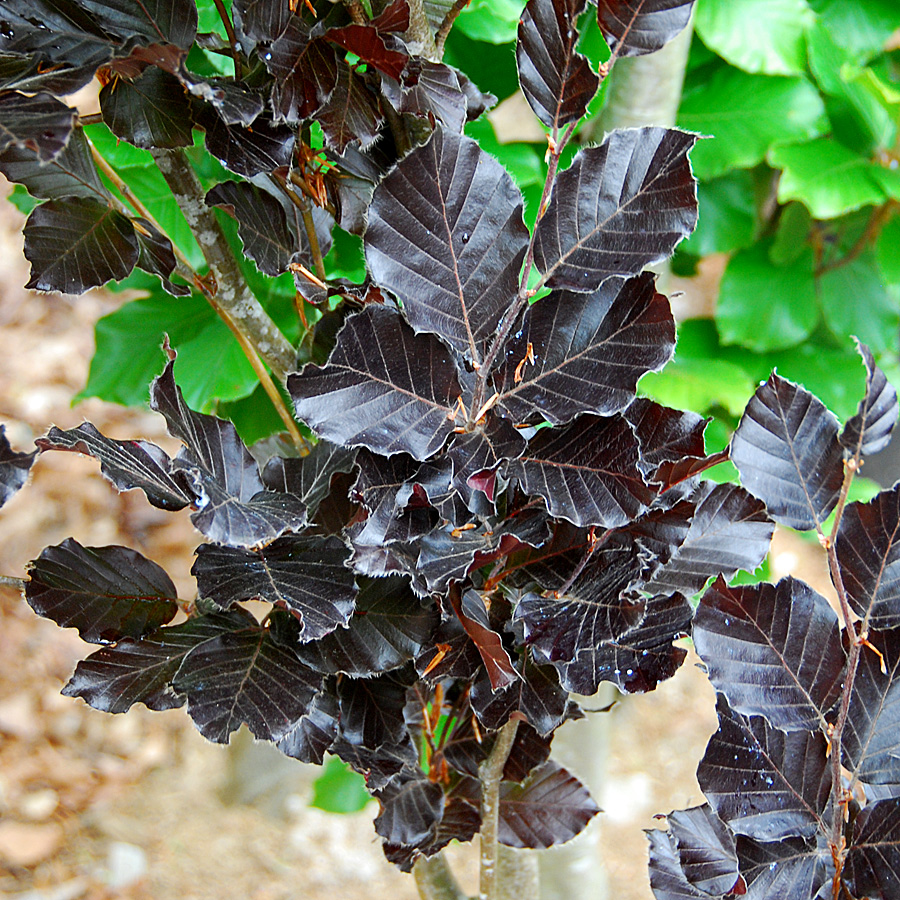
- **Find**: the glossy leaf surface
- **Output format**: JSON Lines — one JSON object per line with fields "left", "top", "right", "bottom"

{"left": 844, "top": 798, "right": 900, "bottom": 900}
{"left": 533, "top": 127, "right": 697, "bottom": 293}
{"left": 668, "top": 804, "right": 741, "bottom": 897}
{"left": 366, "top": 128, "right": 528, "bottom": 364}
{"left": 26, "top": 539, "right": 178, "bottom": 644}
{"left": 841, "top": 340, "right": 898, "bottom": 457}
{"left": 597, "top": 0, "right": 695, "bottom": 58}
{"left": 0, "top": 425, "right": 35, "bottom": 507}
{"left": 730, "top": 373, "right": 843, "bottom": 531}
{"left": 0, "top": 90, "right": 75, "bottom": 161}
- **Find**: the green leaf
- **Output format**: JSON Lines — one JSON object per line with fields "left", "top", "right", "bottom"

{"left": 454, "top": 0, "right": 525, "bottom": 44}
{"left": 83, "top": 122, "right": 156, "bottom": 169}
{"left": 818, "top": 252, "right": 900, "bottom": 355}
{"left": 324, "top": 226, "right": 366, "bottom": 283}
{"left": 443, "top": 31, "right": 520, "bottom": 100}
{"left": 716, "top": 242, "right": 819, "bottom": 351}
{"left": 770, "top": 202, "right": 812, "bottom": 265}
{"left": 216, "top": 382, "right": 292, "bottom": 447}
{"left": 7, "top": 183, "right": 36, "bottom": 216}
{"left": 682, "top": 169, "right": 757, "bottom": 256}
{"left": 808, "top": 0, "right": 900, "bottom": 62}
{"left": 310, "top": 757, "right": 371, "bottom": 814}
{"left": 639, "top": 357, "right": 755, "bottom": 417}
{"left": 877, "top": 217, "right": 900, "bottom": 284}
{"left": 678, "top": 68, "right": 827, "bottom": 179}
{"left": 769, "top": 138, "right": 886, "bottom": 218}
{"left": 694, "top": 0, "right": 814, "bottom": 76}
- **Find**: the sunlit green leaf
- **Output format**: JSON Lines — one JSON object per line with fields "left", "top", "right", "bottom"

{"left": 310, "top": 757, "right": 371, "bottom": 813}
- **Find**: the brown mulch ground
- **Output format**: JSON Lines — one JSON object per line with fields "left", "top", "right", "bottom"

{"left": 0, "top": 192, "right": 833, "bottom": 900}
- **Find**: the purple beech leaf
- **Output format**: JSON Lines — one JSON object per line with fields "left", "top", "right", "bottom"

{"left": 697, "top": 695, "right": 831, "bottom": 842}
{"left": 332, "top": 732, "right": 419, "bottom": 791}
{"left": 556, "top": 591, "right": 691, "bottom": 695}
{"left": 414, "top": 615, "right": 482, "bottom": 684}
{"left": 337, "top": 666, "right": 415, "bottom": 750}
{"left": 643, "top": 483, "right": 773, "bottom": 596}
{"left": 232, "top": 0, "right": 291, "bottom": 47}
{"left": 350, "top": 449, "right": 436, "bottom": 546}
{"left": 0, "top": 90, "right": 75, "bottom": 161}
{"left": 367, "top": 0, "right": 411, "bottom": 32}
{"left": 498, "top": 760, "right": 600, "bottom": 849}
{"left": 734, "top": 835, "right": 829, "bottom": 900}
{"left": 365, "top": 127, "right": 529, "bottom": 365}
{"left": 134, "top": 217, "right": 190, "bottom": 296}
{"left": 323, "top": 143, "right": 382, "bottom": 235}
{"left": 843, "top": 626, "right": 900, "bottom": 786}
{"left": 0, "top": 55, "right": 97, "bottom": 95}
{"left": 199, "top": 106, "right": 295, "bottom": 178}
{"left": 645, "top": 829, "right": 712, "bottom": 900}
{"left": 374, "top": 767, "right": 445, "bottom": 847}
{"left": 406, "top": 456, "right": 479, "bottom": 526}
{"left": 172, "top": 618, "right": 323, "bottom": 744}
{"left": 533, "top": 127, "right": 698, "bottom": 293}
{"left": 836, "top": 484, "right": 900, "bottom": 630}
{"left": 36, "top": 423, "right": 192, "bottom": 512}
{"left": 317, "top": 61, "right": 383, "bottom": 153}
{"left": 515, "top": 532, "right": 646, "bottom": 664}
{"left": 694, "top": 576, "right": 844, "bottom": 731}
{"left": 62, "top": 609, "right": 254, "bottom": 714}
{"left": 668, "top": 804, "right": 742, "bottom": 898}
{"left": 495, "top": 274, "right": 675, "bottom": 425}
{"left": 597, "top": 0, "right": 695, "bottom": 58}
{"left": 626, "top": 499, "right": 693, "bottom": 569}
{"left": 730, "top": 373, "right": 844, "bottom": 531}
{"left": 446, "top": 414, "right": 526, "bottom": 498}
{"left": 288, "top": 305, "right": 462, "bottom": 462}
{"left": 275, "top": 689, "right": 339, "bottom": 765}
{"left": 509, "top": 413, "right": 654, "bottom": 528}
{"left": 192, "top": 535, "right": 355, "bottom": 643}
{"left": 262, "top": 440, "right": 357, "bottom": 521}
{"left": 380, "top": 61, "right": 470, "bottom": 133}
{"left": 0, "top": 424, "right": 35, "bottom": 507}
{"left": 0, "top": 127, "right": 108, "bottom": 202}
{"left": 471, "top": 652, "right": 570, "bottom": 737}
{"left": 324, "top": 22, "right": 409, "bottom": 80}
{"left": 451, "top": 589, "right": 518, "bottom": 691}
{"left": 151, "top": 356, "right": 307, "bottom": 547}
{"left": 294, "top": 576, "right": 440, "bottom": 677}
{"left": 24, "top": 197, "right": 139, "bottom": 294}
{"left": 25, "top": 539, "right": 178, "bottom": 644}
{"left": 841, "top": 340, "right": 898, "bottom": 457}
{"left": 99, "top": 67, "right": 193, "bottom": 149}
{"left": 456, "top": 69, "right": 497, "bottom": 121}
{"left": 625, "top": 397, "right": 707, "bottom": 478}
{"left": 309, "top": 468, "right": 357, "bottom": 536}
{"left": 268, "top": 31, "right": 338, "bottom": 125}
{"left": 516, "top": 0, "right": 601, "bottom": 131}
{"left": 508, "top": 520, "right": 593, "bottom": 592}
{"left": 844, "top": 798, "right": 900, "bottom": 900}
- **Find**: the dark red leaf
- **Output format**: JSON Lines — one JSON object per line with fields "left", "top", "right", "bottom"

{"left": 646, "top": 828, "right": 712, "bottom": 900}
{"left": 509, "top": 413, "right": 654, "bottom": 528}
{"left": 697, "top": 695, "right": 831, "bottom": 842}
{"left": 193, "top": 535, "right": 355, "bottom": 643}
{"left": 172, "top": 618, "right": 323, "bottom": 743}
{"left": 24, "top": 197, "right": 139, "bottom": 294}
{"left": 36, "top": 423, "right": 192, "bottom": 512}
{"left": 533, "top": 127, "right": 697, "bottom": 293}
{"left": 275, "top": 690, "right": 339, "bottom": 765}
{"left": 694, "top": 576, "right": 844, "bottom": 731}
{"left": 597, "top": 0, "right": 695, "bottom": 58}
{"left": 626, "top": 397, "right": 708, "bottom": 477}
{"left": 381, "top": 61, "right": 470, "bottom": 132}
{"left": 233, "top": 0, "right": 291, "bottom": 46}
{"left": 317, "top": 61, "right": 383, "bottom": 153}
{"left": 200, "top": 106, "right": 295, "bottom": 178}
{"left": 517, "top": 0, "right": 600, "bottom": 131}
{"left": 365, "top": 127, "right": 529, "bottom": 365}
{"left": 499, "top": 760, "right": 600, "bottom": 849}
{"left": 668, "top": 804, "right": 741, "bottom": 898}
{"left": 734, "top": 835, "right": 828, "bottom": 900}
{"left": 496, "top": 274, "right": 675, "bottom": 425}
{"left": 836, "top": 484, "right": 900, "bottom": 630}
{"left": 374, "top": 767, "right": 445, "bottom": 847}
{"left": 26, "top": 539, "right": 178, "bottom": 644}
{"left": 134, "top": 217, "right": 190, "bottom": 296}
{"left": 99, "top": 67, "right": 193, "bottom": 149}
{"left": 451, "top": 589, "right": 518, "bottom": 691}
{"left": 62, "top": 609, "right": 254, "bottom": 713}
{"left": 0, "top": 424, "right": 35, "bottom": 508}
{"left": 268, "top": 30, "right": 338, "bottom": 124}
{"left": 843, "top": 626, "right": 900, "bottom": 786}
{"left": 294, "top": 576, "right": 439, "bottom": 676}
{"left": 446, "top": 414, "right": 526, "bottom": 496}
{"left": 730, "top": 373, "right": 843, "bottom": 531}
{"left": 336, "top": 667, "right": 414, "bottom": 750}
{"left": 0, "top": 90, "right": 75, "bottom": 161}
{"left": 288, "top": 305, "right": 462, "bottom": 461}
{"left": 844, "top": 798, "right": 900, "bottom": 900}
{"left": 325, "top": 23, "right": 409, "bottom": 80}
{"left": 842, "top": 339, "right": 898, "bottom": 457}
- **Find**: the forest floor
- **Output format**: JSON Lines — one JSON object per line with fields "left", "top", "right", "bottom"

{"left": 0, "top": 194, "right": 836, "bottom": 900}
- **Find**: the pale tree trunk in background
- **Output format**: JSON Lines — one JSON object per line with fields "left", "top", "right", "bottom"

{"left": 538, "top": 18, "right": 695, "bottom": 900}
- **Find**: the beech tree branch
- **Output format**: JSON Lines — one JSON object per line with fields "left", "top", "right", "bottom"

{"left": 149, "top": 148, "right": 297, "bottom": 382}
{"left": 413, "top": 855, "right": 467, "bottom": 900}
{"left": 405, "top": 0, "right": 439, "bottom": 61}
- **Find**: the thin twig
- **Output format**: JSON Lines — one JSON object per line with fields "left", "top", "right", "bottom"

{"left": 78, "top": 112, "right": 103, "bottom": 126}
{"left": 479, "top": 716, "right": 520, "bottom": 900}
{"left": 273, "top": 174, "right": 328, "bottom": 281}
{"left": 286, "top": 169, "right": 337, "bottom": 217}
{"left": 435, "top": 0, "right": 470, "bottom": 57}
{"left": 0, "top": 575, "right": 26, "bottom": 590}
{"left": 343, "top": 0, "right": 368, "bottom": 24}
{"left": 213, "top": 0, "right": 243, "bottom": 77}
{"left": 816, "top": 200, "right": 897, "bottom": 276}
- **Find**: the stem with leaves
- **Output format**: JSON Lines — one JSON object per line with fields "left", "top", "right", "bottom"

{"left": 149, "top": 148, "right": 297, "bottom": 381}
